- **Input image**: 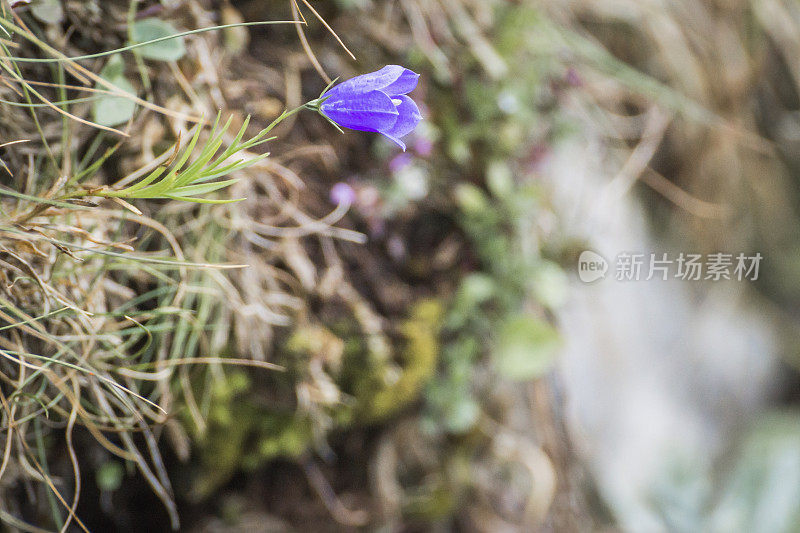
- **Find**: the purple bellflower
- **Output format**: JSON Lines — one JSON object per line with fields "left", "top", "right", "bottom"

{"left": 318, "top": 65, "right": 422, "bottom": 151}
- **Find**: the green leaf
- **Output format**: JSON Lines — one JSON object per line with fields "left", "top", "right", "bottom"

{"left": 168, "top": 178, "right": 239, "bottom": 198}
{"left": 443, "top": 396, "right": 480, "bottom": 433}
{"left": 96, "top": 461, "right": 124, "bottom": 492}
{"left": 425, "top": 380, "right": 480, "bottom": 434}
{"left": 131, "top": 18, "right": 186, "bottom": 61}
{"left": 486, "top": 160, "right": 514, "bottom": 198}
{"left": 531, "top": 261, "right": 569, "bottom": 309}
{"left": 92, "top": 55, "right": 136, "bottom": 127}
{"left": 449, "top": 273, "right": 496, "bottom": 328}
{"left": 493, "top": 315, "right": 559, "bottom": 380}
{"left": 99, "top": 111, "right": 268, "bottom": 203}
{"left": 163, "top": 194, "right": 242, "bottom": 204}
{"left": 99, "top": 53, "right": 125, "bottom": 79}
{"left": 454, "top": 184, "right": 489, "bottom": 214}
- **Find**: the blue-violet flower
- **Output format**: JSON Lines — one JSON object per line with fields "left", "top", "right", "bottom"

{"left": 319, "top": 65, "right": 422, "bottom": 151}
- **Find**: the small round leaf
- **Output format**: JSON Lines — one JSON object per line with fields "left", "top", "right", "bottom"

{"left": 131, "top": 18, "right": 186, "bottom": 61}
{"left": 493, "top": 315, "right": 560, "bottom": 380}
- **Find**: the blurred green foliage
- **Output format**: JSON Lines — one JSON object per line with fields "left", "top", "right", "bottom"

{"left": 414, "top": 3, "right": 567, "bottom": 435}
{"left": 93, "top": 54, "right": 136, "bottom": 126}
{"left": 190, "top": 300, "right": 443, "bottom": 497}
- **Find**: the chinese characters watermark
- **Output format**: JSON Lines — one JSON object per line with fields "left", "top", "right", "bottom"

{"left": 578, "top": 251, "right": 762, "bottom": 283}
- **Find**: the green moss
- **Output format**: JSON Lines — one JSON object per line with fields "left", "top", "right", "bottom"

{"left": 189, "top": 300, "right": 444, "bottom": 497}
{"left": 403, "top": 481, "right": 458, "bottom": 520}
{"left": 254, "top": 414, "right": 314, "bottom": 462}
{"left": 191, "top": 371, "right": 257, "bottom": 499}
{"left": 354, "top": 299, "right": 444, "bottom": 422}
{"left": 189, "top": 365, "right": 315, "bottom": 498}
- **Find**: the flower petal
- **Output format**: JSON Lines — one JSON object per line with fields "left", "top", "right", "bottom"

{"left": 378, "top": 95, "right": 422, "bottom": 150}
{"left": 382, "top": 69, "right": 420, "bottom": 95}
{"left": 324, "top": 65, "right": 418, "bottom": 98}
{"left": 320, "top": 90, "right": 399, "bottom": 132}
{"left": 379, "top": 134, "right": 407, "bottom": 151}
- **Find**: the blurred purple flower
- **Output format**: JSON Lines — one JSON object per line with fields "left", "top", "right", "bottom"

{"left": 389, "top": 153, "right": 413, "bottom": 173}
{"left": 330, "top": 182, "right": 356, "bottom": 206}
{"left": 320, "top": 65, "right": 422, "bottom": 151}
{"left": 414, "top": 138, "right": 433, "bottom": 157}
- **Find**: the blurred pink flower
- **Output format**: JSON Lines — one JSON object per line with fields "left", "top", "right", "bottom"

{"left": 389, "top": 153, "right": 413, "bottom": 173}
{"left": 414, "top": 138, "right": 434, "bottom": 157}
{"left": 329, "top": 182, "right": 356, "bottom": 205}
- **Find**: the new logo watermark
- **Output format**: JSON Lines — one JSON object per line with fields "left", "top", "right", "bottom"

{"left": 577, "top": 251, "right": 762, "bottom": 283}
{"left": 578, "top": 250, "right": 608, "bottom": 283}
